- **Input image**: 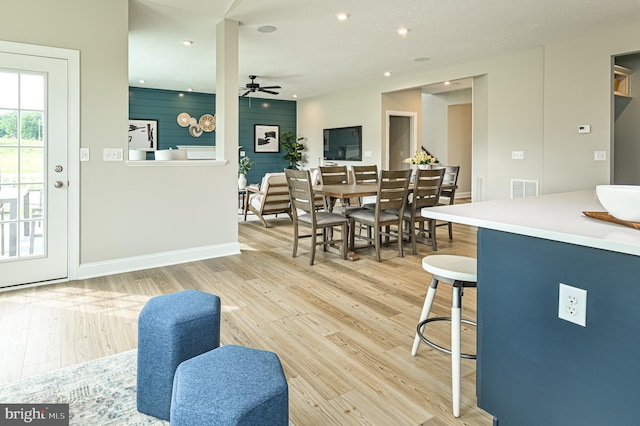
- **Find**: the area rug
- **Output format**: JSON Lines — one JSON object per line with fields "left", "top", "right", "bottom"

{"left": 0, "top": 350, "right": 165, "bottom": 425}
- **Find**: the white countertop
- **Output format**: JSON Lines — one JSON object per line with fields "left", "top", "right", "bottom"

{"left": 422, "top": 190, "right": 640, "bottom": 256}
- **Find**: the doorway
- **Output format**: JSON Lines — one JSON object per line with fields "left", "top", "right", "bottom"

{"left": 0, "top": 42, "right": 79, "bottom": 288}
{"left": 387, "top": 111, "right": 417, "bottom": 170}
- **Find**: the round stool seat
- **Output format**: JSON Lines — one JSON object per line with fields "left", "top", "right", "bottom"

{"left": 422, "top": 255, "right": 477, "bottom": 283}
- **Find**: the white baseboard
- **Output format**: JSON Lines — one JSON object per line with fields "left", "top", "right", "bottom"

{"left": 456, "top": 191, "right": 471, "bottom": 199}
{"left": 77, "top": 242, "right": 241, "bottom": 280}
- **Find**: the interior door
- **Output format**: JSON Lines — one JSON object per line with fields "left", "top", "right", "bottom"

{"left": 0, "top": 52, "right": 68, "bottom": 287}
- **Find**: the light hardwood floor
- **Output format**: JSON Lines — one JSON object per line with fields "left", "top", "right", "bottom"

{"left": 0, "top": 215, "right": 493, "bottom": 425}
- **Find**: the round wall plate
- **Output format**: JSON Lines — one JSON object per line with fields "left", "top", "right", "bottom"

{"left": 189, "top": 125, "right": 203, "bottom": 137}
{"left": 177, "top": 112, "right": 191, "bottom": 127}
{"left": 199, "top": 114, "right": 216, "bottom": 132}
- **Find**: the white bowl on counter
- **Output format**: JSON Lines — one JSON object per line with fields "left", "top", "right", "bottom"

{"left": 595, "top": 185, "right": 640, "bottom": 222}
{"left": 154, "top": 149, "right": 187, "bottom": 161}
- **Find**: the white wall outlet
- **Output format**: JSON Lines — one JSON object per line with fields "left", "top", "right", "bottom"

{"left": 103, "top": 148, "right": 123, "bottom": 161}
{"left": 558, "top": 283, "right": 587, "bottom": 327}
{"left": 594, "top": 150, "right": 607, "bottom": 161}
{"left": 80, "top": 148, "right": 90, "bottom": 162}
{"left": 578, "top": 124, "right": 591, "bottom": 134}
{"left": 511, "top": 151, "right": 524, "bottom": 160}
{"left": 239, "top": 150, "right": 246, "bottom": 157}
{"left": 364, "top": 150, "right": 372, "bottom": 158}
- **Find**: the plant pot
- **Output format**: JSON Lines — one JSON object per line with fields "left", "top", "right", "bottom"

{"left": 238, "top": 173, "right": 247, "bottom": 190}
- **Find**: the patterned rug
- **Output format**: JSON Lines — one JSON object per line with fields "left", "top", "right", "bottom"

{"left": 0, "top": 350, "right": 165, "bottom": 425}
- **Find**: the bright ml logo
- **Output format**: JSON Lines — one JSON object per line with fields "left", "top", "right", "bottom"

{"left": 0, "top": 404, "right": 68, "bottom": 425}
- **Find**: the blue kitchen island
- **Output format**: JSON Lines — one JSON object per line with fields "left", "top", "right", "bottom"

{"left": 422, "top": 190, "right": 640, "bottom": 425}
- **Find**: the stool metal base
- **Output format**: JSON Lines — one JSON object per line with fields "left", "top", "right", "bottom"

{"left": 417, "top": 317, "right": 477, "bottom": 359}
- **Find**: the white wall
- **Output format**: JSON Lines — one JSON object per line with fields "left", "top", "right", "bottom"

{"left": 543, "top": 20, "right": 640, "bottom": 194}
{"left": 422, "top": 89, "right": 472, "bottom": 165}
{"left": 299, "top": 47, "right": 545, "bottom": 201}
{"left": 299, "top": 15, "right": 640, "bottom": 201}
{"left": 298, "top": 89, "right": 382, "bottom": 169}
{"left": 2, "top": 0, "right": 238, "bottom": 276}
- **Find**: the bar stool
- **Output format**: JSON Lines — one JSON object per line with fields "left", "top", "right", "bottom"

{"left": 411, "top": 255, "right": 477, "bottom": 418}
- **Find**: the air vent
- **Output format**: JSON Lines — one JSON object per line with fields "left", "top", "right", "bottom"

{"left": 511, "top": 179, "right": 538, "bottom": 199}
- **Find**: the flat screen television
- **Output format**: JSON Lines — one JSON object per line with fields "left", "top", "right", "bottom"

{"left": 323, "top": 125, "right": 362, "bottom": 161}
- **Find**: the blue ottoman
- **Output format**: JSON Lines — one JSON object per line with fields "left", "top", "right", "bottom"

{"left": 137, "top": 290, "right": 221, "bottom": 421}
{"left": 171, "top": 345, "right": 289, "bottom": 426}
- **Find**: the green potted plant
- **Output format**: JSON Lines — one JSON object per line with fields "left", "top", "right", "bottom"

{"left": 281, "top": 131, "right": 305, "bottom": 170}
{"left": 238, "top": 156, "right": 255, "bottom": 189}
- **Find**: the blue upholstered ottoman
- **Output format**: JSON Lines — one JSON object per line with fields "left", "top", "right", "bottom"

{"left": 171, "top": 345, "right": 289, "bottom": 426}
{"left": 137, "top": 290, "right": 221, "bottom": 421}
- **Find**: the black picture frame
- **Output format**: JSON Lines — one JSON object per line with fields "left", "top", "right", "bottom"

{"left": 254, "top": 124, "right": 280, "bottom": 153}
{"left": 128, "top": 119, "right": 158, "bottom": 151}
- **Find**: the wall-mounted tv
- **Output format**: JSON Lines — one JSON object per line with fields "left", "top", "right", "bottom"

{"left": 323, "top": 125, "right": 362, "bottom": 161}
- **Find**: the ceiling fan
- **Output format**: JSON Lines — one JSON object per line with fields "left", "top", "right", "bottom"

{"left": 241, "top": 75, "right": 281, "bottom": 97}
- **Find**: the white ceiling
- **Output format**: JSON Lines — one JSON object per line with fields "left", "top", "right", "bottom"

{"left": 129, "top": 0, "right": 640, "bottom": 100}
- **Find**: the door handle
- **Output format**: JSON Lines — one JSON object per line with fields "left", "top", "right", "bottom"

{"left": 54, "top": 181, "right": 64, "bottom": 188}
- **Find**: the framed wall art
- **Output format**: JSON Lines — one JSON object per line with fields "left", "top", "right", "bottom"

{"left": 254, "top": 124, "right": 280, "bottom": 153}
{"left": 128, "top": 119, "right": 158, "bottom": 151}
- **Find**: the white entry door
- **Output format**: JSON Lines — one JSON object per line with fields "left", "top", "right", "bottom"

{"left": 0, "top": 51, "right": 69, "bottom": 287}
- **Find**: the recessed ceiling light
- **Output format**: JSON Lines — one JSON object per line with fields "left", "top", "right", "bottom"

{"left": 187, "top": 88, "right": 193, "bottom": 92}
{"left": 139, "top": 80, "right": 146, "bottom": 84}
{"left": 397, "top": 28, "right": 409, "bottom": 37}
{"left": 292, "top": 94, "right": 298, "bottom": 99}
{"left": 384, "top": 71, "right": 392, "bottom": 77}
{"left": 337, "top": 13, "right": 349, "bottom": 21}
{"left": 444, "top": 81, "right": 451, "bottom": 85}
{"left": 183, "top": 40, "right": 193, "bottom": 46}
{"left": 414, "top": 57, "right": 431, "bottom": 63}
{"left": 257, "top": 25, "right": 277, "bottom": 33}
{"left": 179, "top": 93, "right": 185, "bottom": 97}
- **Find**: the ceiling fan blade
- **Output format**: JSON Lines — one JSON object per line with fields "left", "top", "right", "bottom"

{"left": 259, "top": 89, "right": 280, "bottom": 95}
{"left": 241, "top": 90, "right": 251, "bottom": 97}
{"left": 260, "top": 85, "right": 281, "bottom": 90}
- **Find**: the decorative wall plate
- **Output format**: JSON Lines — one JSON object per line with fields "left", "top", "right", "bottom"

{"left": 177, "top": 112, "right": 191, "bottom": 127}
{"left": 199, "top": 114, "right": 216, "bottom": 132}
{"left": 189, "top": 125, "right": 203, "bottom": 137}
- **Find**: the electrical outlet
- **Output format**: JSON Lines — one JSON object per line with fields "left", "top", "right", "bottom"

{"left": 80, "top": 148, "right": 90, "bottom": 162}
{"left": 511, "top": 151, "right": 524, "bottom": 160}
{"left": 558, "top": 283, "right": 587, "bottom": 327}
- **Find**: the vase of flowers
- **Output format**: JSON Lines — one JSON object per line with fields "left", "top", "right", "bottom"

{"left": 404, "top": 150, "right": 438, "bottom": 169}
{"left": 238, "top": 156, "right": 255, "bottom": 189}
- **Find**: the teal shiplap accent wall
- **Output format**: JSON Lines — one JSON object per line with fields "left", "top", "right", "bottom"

{"left": 129, "top": 87, "right": 296, "bottom": 184}
{"left": 239, "top": 96, "right": 297, "bottom": 185}
{"left": 129, "top": 87, "right": 216, "bottom": 150}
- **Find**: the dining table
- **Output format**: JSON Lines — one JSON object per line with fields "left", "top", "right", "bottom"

{"left": 313, "top": 182, "right": 378, "bottom": 213}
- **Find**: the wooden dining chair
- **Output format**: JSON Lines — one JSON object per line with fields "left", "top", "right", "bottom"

{"left": 401, "top": 168, "right": 445, "bottom": 253}
{"left": 435, "top": 166, "right": 460, "bottom": 239}
{"left": 351, "top": 165, "right": 378, "bottom": 208}
{"left": 318, "top": 165, "right": 362, "bottom": 215}
{"left": 348, "top": 169, "right": 412, "bottom": 262}
{"left": 285, "top": 169, "right": 349, "bottom": 265}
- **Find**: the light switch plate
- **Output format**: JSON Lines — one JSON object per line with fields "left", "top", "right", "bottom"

{"left": 511, "top": 151, "right": 524, "bottom": 160}
{"left": 80, "top": 148, "right": 90, "bottom": 162}
{"left": 103, "top": 148, "right": 123, "bottom": 161}
{"left": 594, "top": 151, "right": 606, "bottom": 161}
{"left": 578, "top": 124, "right": 591, "bottom": 134}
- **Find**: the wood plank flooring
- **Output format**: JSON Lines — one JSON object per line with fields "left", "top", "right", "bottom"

{"left": 0, "top": 215, "right": 493, "bottom": 425}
